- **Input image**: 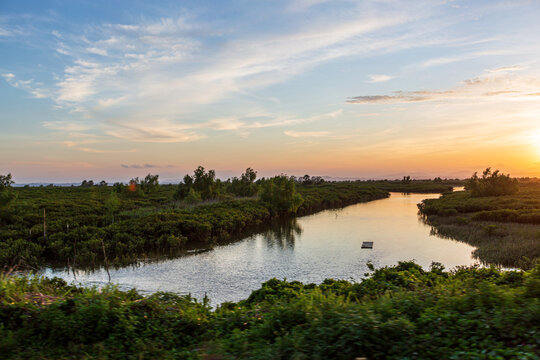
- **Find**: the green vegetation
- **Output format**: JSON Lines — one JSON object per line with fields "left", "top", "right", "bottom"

{"left": 419, "top": 174, "right": 540, "bottom": 268}
{"left": 0, "top": 167, "right": 460, "bottom": 270}
{"left": 259, "top": 175, "right": 304, "bottom": 214}
{"left": 0, "top": 169, "right": 393, "bottom": 270}
{"left": 465, "top": 168, "right": 519, "bottom": 197}
{"left": 1, "top": 262, "right": 539, "bottom": 359}
{"left": 0, "top": 173, "right": 16, "bottom": 209}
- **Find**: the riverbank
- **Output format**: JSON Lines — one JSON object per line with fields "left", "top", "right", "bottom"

{"left": 2, "top": 182, "right": 392, "bottom": 270}
{"left": 1, "top": 180, "right": 458, "bottom": 270}
{"left": 418, "top": 180, "right": 540, "bottom": 269}
{"left": 2, "top": 261, "right": 538, "bottom": 359}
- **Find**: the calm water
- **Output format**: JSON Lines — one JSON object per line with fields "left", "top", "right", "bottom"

{"left": 43, "top": 192, "right": 477, "bottom": 305}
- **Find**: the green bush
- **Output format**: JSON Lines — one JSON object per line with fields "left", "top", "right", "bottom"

{"left": 465, "top": 168, "right": 518, "bottom": 197}
{"left": 2, "top": 263, "right": 539, "bottom": 358}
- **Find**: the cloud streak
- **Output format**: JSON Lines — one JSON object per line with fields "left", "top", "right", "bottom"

{"left": 348, "top": 66, "right": 540, "bottom": 104}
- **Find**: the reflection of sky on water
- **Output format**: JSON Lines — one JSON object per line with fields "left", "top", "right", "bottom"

{"left": 43, "top": 192, "right": 477, "bottom": 305}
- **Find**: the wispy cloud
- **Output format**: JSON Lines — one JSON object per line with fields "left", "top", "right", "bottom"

{"left": 367, "top": 74, "right": 393, "bottom": 83}
{"left": 348, "top": 66, "right": 539, "bottom": 104}
{"left": 2, "top": 73, "right": 50, "bottom": 99}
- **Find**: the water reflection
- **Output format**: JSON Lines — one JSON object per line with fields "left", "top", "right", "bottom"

{"left": 44, "top": 192, "right": 478, "bottom": 305}
{"left": 260, "top": 218, "right": 302, "bottom": 248}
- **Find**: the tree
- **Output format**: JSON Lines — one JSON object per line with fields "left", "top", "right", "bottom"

{"left": 0, "top": 173, "right": 14, "bottom": 190}
{"left": 230, "top": 167, "right": 258, "bottom": 196}
{"left": 259, "top": 175, "right": 303, "bottom": 214}
{"left": 465, "top": 168, "right": 518, "bottom": 197}
{"left": 174, "top": 174, "right": 194, "bottom": 200}
{"left": 81, "top": 180, "right": 94, "bottom": 187}
{"left": 0, "top": 173, "right": 15, "bottom": 208}
{"left": 140, "top": 173, "right": 159, "bottom": 193}
{"left": 112, "top": 182, "right": 125, "bottom": 193}
{"left": 401, "top": 176, "right": 411, "bottom": 184}
{"left": 192, "top": 166, "right": 219, "bottom": 200}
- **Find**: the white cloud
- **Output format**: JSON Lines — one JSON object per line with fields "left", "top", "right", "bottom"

{"left": 96, "top": 96, "right": 127, "bottom": 109}
{"left": 367, "top": 74, "right": 393, "bottom": 83}
{"left": 87, "top": 47, "right": 108, "bottom": 56}
{"left": 2, "top": 73, "right": 49, "bottom": 98}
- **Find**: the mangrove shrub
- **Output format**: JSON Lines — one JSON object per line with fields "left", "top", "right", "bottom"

{"left": 466, "top": 168, "right": 518, "bottom": 197}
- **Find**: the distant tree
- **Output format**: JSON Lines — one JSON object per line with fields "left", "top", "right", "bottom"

{"left": 301, "top": 174, "right": 313, "bottom": 186}
{"left": 81, "top": 180, "right": 94, "bottom": 187}
{"left": 401, "top": 176, "right": 412, "bottom": 184}
{"left": 193, "top": 166, "right": 219, "bottom": 199}
{"left": 99, "top": 180, "right": 108, "bottom": 187}
{"left": 0, "top": 173, "right": 16, "bottom": 208}
{"left": 174, "top": 167, "right": 219, "bottom": 201}
{"left": 0, "top": 173, "right": 14, "bottom": 189}
{"left": 311, "top": 176, "right": 325, "bottom": 185}
{"left": 465, "top": 168, "right": 518, "bottom": 197}
{"left": 112, "top": 182, "right": 125, "bottom": 193}
{"left": 174, "top": 174, "right": 194, "bottom": 200}
{"left": 259, "top": 175, "right": 303, "bottom": 214}
{"left": 229, "top": 167, "right": 258, "bottom": 196}
{"left": 433, "top": 177, "right": 443, "bottom": 183}
{"left": 141, "top": 174, "right": 159, "bottom": 193}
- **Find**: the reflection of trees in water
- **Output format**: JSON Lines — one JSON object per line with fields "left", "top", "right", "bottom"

{"left": 261, "top": 218, "right": 303, "bottom": 248}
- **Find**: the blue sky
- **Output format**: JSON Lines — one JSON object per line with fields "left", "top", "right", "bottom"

{"left": 1, "top": 0, "right": 540, "bottom": 182}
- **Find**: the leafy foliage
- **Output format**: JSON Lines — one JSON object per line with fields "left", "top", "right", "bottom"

{"left": 465, "top": 168, "right": 518, "bottom": 197}
{"left": 1, "top": 262, "right": 539, "bottom": 358}
{"left": 0, "top": 173, "right": 15, "bottom": 201}
{"left": 228, "top": 167, "right": 258, "bottom": 196}
{"left": 259, "top": 175, "right": 304, "bottom": 214}
{"left": 175, "top": 166, "right": 220, "bottom": 200}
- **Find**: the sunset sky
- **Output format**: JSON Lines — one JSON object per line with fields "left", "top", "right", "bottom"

{"left": 1, "top": 0, "right": 540, "bottom": 183}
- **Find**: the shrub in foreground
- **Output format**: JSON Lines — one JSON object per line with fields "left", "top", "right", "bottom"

{"left": 1, "top": 262, "right": 539, "bottom": 359}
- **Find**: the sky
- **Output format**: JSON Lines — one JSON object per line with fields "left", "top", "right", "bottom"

{"left": 1, "top": 0, "right": 540, "bottom": 183}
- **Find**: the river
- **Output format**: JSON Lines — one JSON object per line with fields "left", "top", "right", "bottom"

{"left": 42, "top": 192, "right": 477, "bottom": 305}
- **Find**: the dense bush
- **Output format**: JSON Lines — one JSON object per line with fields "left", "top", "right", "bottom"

{"left": 466, "top": 168, "right": 518, "bottom": 197}
{"left": 259, "top": 175, "right": 304, "bottom": 214}
{"left": 1, "top": 262, "right": 539, "bottom": 358}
